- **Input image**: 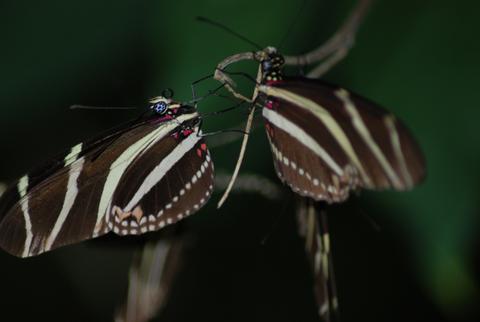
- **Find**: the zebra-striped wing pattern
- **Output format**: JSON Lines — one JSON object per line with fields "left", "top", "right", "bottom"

{"left": 107, "top": 126, "right": 214, "bottom": 236}
{"left": 0, "top": 112, "right": 214, "bottom": 257}
{"left": 260, "top": 78, "right": 425, "bottom": 203}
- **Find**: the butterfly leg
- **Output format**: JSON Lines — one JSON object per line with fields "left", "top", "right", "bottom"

{"left": 190, "top": 73, "right": 214, "bottom": 105}
{"left": 194, "top": 116, "right": 247, "bottom": 139}
{"left": 189, "top": 74, "right": 233, "bottom": 106}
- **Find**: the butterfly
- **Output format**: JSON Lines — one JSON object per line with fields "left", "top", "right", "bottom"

{"left": 204, "top": 3, "right": 426, "bottom": 320}
{"left": 0, "top": 95, "right": 214, "bottom": 257}
{"left": 212, "top": 46, "right": 425, "bottom": 322}
{"left": 216, "top": 46, "right": 426, "bottom": 203}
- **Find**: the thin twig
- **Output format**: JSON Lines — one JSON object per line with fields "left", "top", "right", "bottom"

{"left": 115, "top": 238, "right": 186, "bottom": 322}
{"left": 214, "top": 172, "right": 283, "bottom": 201}
{"left": 216, "top": 105, "right": 256, "bottom": 208}
{"left": 284, "top": 0, "right": 373, "bottom": 73}
{"left": 214, "top": 52, "right": 256, "bottom": 91}
{"left": 307, "top": 47, "right": 348, "bottom": 78}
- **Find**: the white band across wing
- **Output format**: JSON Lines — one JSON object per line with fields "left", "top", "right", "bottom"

{"left": 334, "top": 89, "right": 402, "bottom": 188}
{"left": 123, "top": 129, "right": 202, "bottom": 212}
{"left": 262, "top": 107, "right": 344, "bottom": 176}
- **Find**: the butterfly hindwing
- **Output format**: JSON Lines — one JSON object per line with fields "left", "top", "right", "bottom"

{"left": 264, "top": 106, "right": 359, "bottom": 202}
{"left": 107, "top": 129, "right": 214, "bottom": 235}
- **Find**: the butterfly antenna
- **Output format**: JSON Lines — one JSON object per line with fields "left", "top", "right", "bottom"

{"left": 217, "top": 104, "right": 256, "bottom": 208}
{"left": 196, "top": 16, "right": 263, "bottom": 50}
{"left": 278, "top": 0, "right": 309, "bottom": 51}
{"left": 188, "top": 83, "right": 226, "bottom": 106}
{"left": 70, "top": 105, "right": 137, "bottom": 110}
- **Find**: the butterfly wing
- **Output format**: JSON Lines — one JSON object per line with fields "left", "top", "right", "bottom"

{"left": 107, "top": 125, "right": 214, "bottom": 236}
{"left": 0, "top": 114, "right": 213, "bottom": 257}
{"left": 260, "top": 78, "right": 425, "bottom": 202}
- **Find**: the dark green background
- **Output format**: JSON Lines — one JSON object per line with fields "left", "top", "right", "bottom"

{"left": 0, "top": 0, "right": 478, "bottom": 321}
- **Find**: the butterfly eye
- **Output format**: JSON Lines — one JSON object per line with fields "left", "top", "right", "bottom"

{"left": 152, "top": 102, "right": 168, "bottom": 114}
{"left": 262, "top": 60, "right": 272, "bottom": 71}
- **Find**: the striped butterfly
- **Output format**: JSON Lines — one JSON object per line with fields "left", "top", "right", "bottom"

{"left": 214, "top": 45, "right": 425, "bottom": 322}
{"left": 0, "top": 95, "right": 214, "bottom": 257}
{"left": 209, "top": 4, "right": 426, "bottom": 318}
{"left": 216, "top": 46, "right": 426, "bottom": 203}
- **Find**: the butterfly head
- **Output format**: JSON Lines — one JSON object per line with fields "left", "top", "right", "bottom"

{"left": 148, "top": 96, "right": 199, "bottom": 126}
{"left": 259, "top": 47, "right": 285, "bottom": 83}
{"left": 149, "top": 96, "right": 179, "bottom": 115}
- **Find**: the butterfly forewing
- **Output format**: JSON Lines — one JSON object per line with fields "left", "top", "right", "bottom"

{"left": 260, "top": 78, "right": 425, "bottom": 202}
{"left": 0, "top": 119, "right": 142, "bottom": 221}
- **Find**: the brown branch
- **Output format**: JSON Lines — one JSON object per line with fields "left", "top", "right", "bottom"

{"left": 217, "top": 105, "right": 256, "bottom": 208}
{"left": 214, "top": 51, "right": 256, "bottom": 101}
{"left": 284, "top": 0, "right": 374, "bottom": 76}
{"left": 115, "top": 237, "right": 186, "bottom": 322}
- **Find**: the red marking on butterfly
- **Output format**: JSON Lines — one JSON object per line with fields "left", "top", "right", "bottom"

{"left": 201, "top": 143, "right": 207, "bottom": 151}
{"left": 196, "top": 148, "right": 202, "bottom": 157}
{"left": 265, "top": 99, "right": 279, "bottom": 110}
{"left": 266, "top": 80, "right": 284, "bottom": 86}
{"left": 153, "top": 114, "right": 173, "bottom": 124}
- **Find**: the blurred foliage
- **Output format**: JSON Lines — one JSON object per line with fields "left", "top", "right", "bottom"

{"left": 0, "top": 0, "right": 479, "bottom": 321}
